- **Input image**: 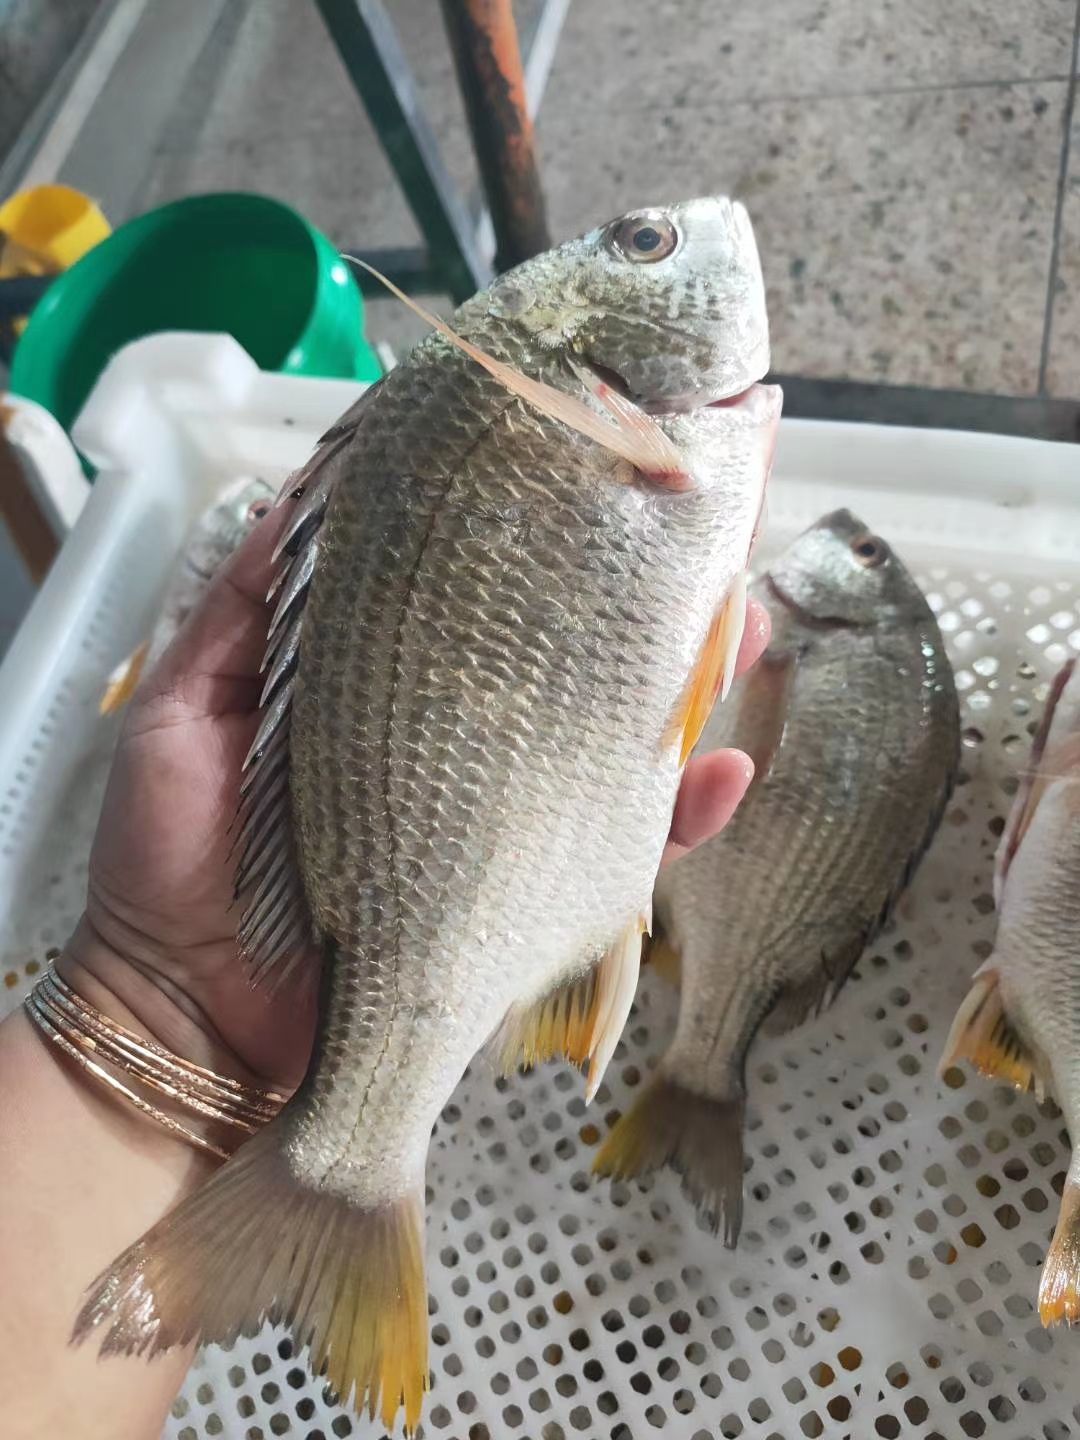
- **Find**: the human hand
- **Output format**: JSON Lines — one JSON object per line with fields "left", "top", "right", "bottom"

{"left": 64, "top": 496, "right": 769, "bottom": 1095}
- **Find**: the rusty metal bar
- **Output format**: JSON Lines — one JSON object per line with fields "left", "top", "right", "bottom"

{"left": 440, "top": 0, "right": 551, "bottom": 273}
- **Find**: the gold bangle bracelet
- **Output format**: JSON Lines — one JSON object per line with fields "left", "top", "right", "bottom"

{"left": 24, "top": 967, "right": 286, "bottom": 1162}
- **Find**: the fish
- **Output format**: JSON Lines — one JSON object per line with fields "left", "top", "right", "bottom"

{"left": 100, "top": 476, "right": 274, "bottom": 713}
{"left": 595, "top": 508, "right": 960, "bottom": 1245}
{"left": 941, "top": 657, "right": 1080, "bottom": 1326}
{"left": 74, "top": 198, "right": 781, "bottom": 1430}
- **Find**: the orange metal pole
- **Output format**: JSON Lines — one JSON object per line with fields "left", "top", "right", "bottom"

{"left": 441, "top": 0, "right": 551, "bottom": 271}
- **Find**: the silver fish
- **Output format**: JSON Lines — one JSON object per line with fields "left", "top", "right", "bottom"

{"left": 100, "top": 476, "right": 274, "bottom": 712}
{"left": 77, "top": 198, "right": 780, "bottom": 1429}
{"left": 596, "top": 509, "right": 960, "bottom": 1244}
{"left": 942, "top": 657, "right": 1080, "bottom": 1327}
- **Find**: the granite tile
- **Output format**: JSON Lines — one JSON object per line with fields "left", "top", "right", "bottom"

{"left": 545, "top": 0, "right": 1075, "bottom": 117}
{"left": 1043, "top": 99, "right": 1080, "bottom": 399}
{"left": 538, "top": 79, "right": 1065, "bottom": 394}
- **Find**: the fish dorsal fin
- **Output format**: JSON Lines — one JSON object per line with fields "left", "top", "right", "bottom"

{"left": 496, "top": 912, "right": 648, "bottom": 1101}
{"left": 665, "top": 574, "right": 748, "bottom": 765}
{"left": 939, "top": 969, "right": 1049, "bottom": 1098}
{"left": 233, "top": 395, "right": 374, "bottom": 986}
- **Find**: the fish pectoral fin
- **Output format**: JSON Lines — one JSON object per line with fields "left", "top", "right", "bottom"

{"left": 593, "top": 1076, "right": 746, "bottom": 1248}
{"left": 496, "top": 911, "right": 648, "bottom": 1101}
{"left": 73, "top": 1125, "right": 429, "bottom": 1433}
{"left": 1040, "top": 1177, "right": 1080, "bottom": 1327}
{"left": 349, "top": 257, "right": 690, "bottom": 489}
{"left": 100, "top": 640, "right": 150, "bottom": 714}
{"left": 665, "top": 575, "right": 749, "bottom": 765}
{"left": 939, "top": 968, "right": 1047, "bottom": 1096}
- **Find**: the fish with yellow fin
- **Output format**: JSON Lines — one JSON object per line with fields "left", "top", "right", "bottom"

{"left": 74, "top": 199, "right": 780, "bottom": 1430}
{"left": 595, "top": 510, "right": 960, "bottom": 1244}
{"left": 941, "top": 657, "right": 1080, "bottom": 1327}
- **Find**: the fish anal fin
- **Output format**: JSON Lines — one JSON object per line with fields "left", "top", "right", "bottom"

{"left": 593, "top": 1076, "right": 746, "bottom": 1247}
{"left": 1040, "top": 1178, "right": 1080, "bottom": 1327}
{"left": 665, "top": 577, "right": 748, "bottom": 765}
{"left": 497, "top": 912, "right": 647, "bottom": 1100}
{"left": 939, "top": 969, "right": 1046, "bottom": 1095}
{"left": 100, "top": 640, "right": 150, "bottom": 714}
{"left": 759, "top": 928, "right": 868, "bottom": 1037}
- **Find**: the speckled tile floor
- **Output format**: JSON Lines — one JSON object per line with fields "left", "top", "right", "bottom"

{"left": 120, "top": 0, "right": 1080, "bottom": 401}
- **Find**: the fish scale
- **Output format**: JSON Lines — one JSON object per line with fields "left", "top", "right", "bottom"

{"left": 75, "top": 196, "right": 778, "bottom": 1432}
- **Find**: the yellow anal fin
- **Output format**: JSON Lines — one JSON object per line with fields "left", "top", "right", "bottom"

{"left": 665, "top": 575, "right": 747, "bottom": 764}
{"left": 498, "top": 912, "right": 648, "bottom": 1101}
{"left": 1040, "top": 1178, "right": 1080, "bottom": 1327}
{"left": 939, "top": 969, "right": 1047, "bottom": 1097}
{"left": 100, "top": 640, "right": 150, "bottom": 715}
{"left": 348, "top": 257, "right": 689, "bottom": 488}
{"left": 644, "top": 929, "right": 682, "bottom": 987}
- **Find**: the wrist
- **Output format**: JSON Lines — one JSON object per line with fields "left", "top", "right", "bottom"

{"left": 60, "top": 914, "right": 254, "bottom": 1083}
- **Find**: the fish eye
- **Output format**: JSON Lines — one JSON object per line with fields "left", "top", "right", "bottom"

{"left": 606, "top": 210, "right": 680, "bottom": 264}
{"left": 247, "top": 499, "right": 271, "bottom": 522}
{"left": 852, "top": 533, "right": 889, "bottom": 568}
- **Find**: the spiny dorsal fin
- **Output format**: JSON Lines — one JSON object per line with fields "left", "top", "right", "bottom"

{"left": 234, "top": 390, "right": 376, "bottom": 986}
{"left": 939, "top": 969, "right": 1049, "bottom": 1097}
{"left": 496, "top": 911, "right": 648, "bottom": 1101}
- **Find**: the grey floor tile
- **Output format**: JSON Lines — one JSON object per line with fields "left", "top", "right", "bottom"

{"left": 1043, "top": 93, "right": 1080, "bottom": 399}
{"left": 546, "top": 0, "right": 1075, "bottom": 116}
{"left": 538, "top": 79, "right": 1066, "bottom": 394}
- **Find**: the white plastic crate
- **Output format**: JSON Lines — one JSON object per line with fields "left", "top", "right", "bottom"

{"left": 2, "top": 332, "right": 1080, "bottom": 1440}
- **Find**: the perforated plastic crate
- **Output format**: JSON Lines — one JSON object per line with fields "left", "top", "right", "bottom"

{"left": 2, "top": 333, "right": 1080, "bottom": 1440}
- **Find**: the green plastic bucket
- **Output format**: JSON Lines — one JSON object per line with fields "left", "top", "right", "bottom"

{"left": 9, "top": 192, "right": 382, "bottom": 432}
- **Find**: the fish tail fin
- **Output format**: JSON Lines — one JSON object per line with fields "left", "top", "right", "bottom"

{"left": 939, "top": 967, "right": 1047, "bottom": 1097}
{"left": 593, "top": 1074, "right": 746, "bottom": 1246}
{"left": 1040, "top": 1178, "right": 1080, "bottom": 1327}
{"left": 74, "top": 1125, "right": 429, "bottom": 1432}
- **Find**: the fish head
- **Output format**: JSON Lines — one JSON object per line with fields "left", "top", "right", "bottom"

{"left": 487, "top": 196, "right": 770, "bottom": 412}
{"left": 767, "top": 508, "right": 926, "bottom": 625}
{"left": 196, "top": 477, "right": 276, "bottom": 554}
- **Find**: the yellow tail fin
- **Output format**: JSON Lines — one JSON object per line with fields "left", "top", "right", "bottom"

{"left": 593, "top": 1075, "right": 746, "bottom": 1246}
{"left": 1040, "top": 1179, "right": 1080, "bottom": 1327}
{"left": 74, "top": 1124, "right": 429, "bottom": 1432}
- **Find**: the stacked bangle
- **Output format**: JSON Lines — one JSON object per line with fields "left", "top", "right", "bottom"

{"left": 25, "top": 968, "right": 285, "bottom": 1161}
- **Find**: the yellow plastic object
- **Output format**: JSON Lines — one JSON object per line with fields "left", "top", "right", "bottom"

{"left": 0, "top": 184, "right": 111, "bottom": 278}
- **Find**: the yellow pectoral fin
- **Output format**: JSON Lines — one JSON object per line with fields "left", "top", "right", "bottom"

{"left": 666, "top": 575, "right": 747, "bottom": 765}
{"left": 347, "top": 257, "right": 689, "bottom": 487}
{"left": 99, "top": 640, "right": 150, "bottom": 715}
